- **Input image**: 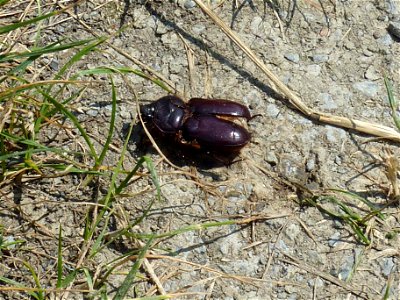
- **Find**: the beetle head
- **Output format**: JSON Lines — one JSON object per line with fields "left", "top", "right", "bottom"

{"left": 139, "top": 103, "right": 155, "bottom": 120}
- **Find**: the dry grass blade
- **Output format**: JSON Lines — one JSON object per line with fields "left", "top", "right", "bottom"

{"left": 193, "top": 0, "right": 400, "bottom": 142}
{"left": 281, "top": 253, "right": 369, "bottom": 299}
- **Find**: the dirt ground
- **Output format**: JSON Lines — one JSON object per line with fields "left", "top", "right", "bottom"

{"left": 2, "top": 0, "right": 400, "bottom": 299}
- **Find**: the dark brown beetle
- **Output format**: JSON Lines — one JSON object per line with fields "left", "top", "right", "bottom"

{"left": 140, "top": 95, "right": 252, "bottom": 154}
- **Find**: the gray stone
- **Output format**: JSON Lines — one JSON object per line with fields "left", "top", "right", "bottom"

{"left": 325, "top": 126, "right": 347, "bottom": 143}
{"left": 275, "top": 239, "right": 289, "bottom": 252}
{"left": 284, "top": 53, "right": 300, "bottom": 63}
{"left": 285, "top": 223, "right": 300, "bottom": 241}
{"left": 265, "top": 152, "right": 278, "bottom": 165}
{"left": 120, "top": 109, "right": 132, "bottom": 120}
{"left": 308, "top": 277, "right": 324, "bottom": 288}
{"left": 377, "top": 33, "right": 393, "bottom": 46}
{"left": 306, "top": 157, "right": 315, "bottom": 172}
{"left": 385, "top": 0, "right": 399, "bottom": 15}
{"left": 352, "top": 81, "right": 380, "bottom": 98}
{"left": 306, "top": 64, "right": 321, "bottom": 76}
{"left": 364, "top": 65, "right": 381, "bottom": 80}
{"left": 312, "top": 54, "right": 329, "bottom": 63}
{"left": 156, "top": 22, "right": 169, "bottom": 35}
{"left": 50, "top": 59, "right": 59, "bottom": 71}
{"left": 184, "top": 0, "right": 196, "bottom": 9}
{"left": 334, "top": 155, "right": 343, "bottom": 165}
{"left": 266, "top": 103, "right": 280, "bottom": 117}
{"left": 86, "top": 109, "right": 99, "bottom": 117}
{"left": 250, "top": 16, "right": 264, "bottom": 36}
{"left": 338, "top": 254, "right": 356, "bottom": 281}
{"left": 380, "top": 257, "right": 395, "bottom": 276}
{"left": 328, "top": 232, "right": 341, "bottom": 247}
{"left": 319, "top": 92, "right": 337, "bottom": 110}
{"left": 192, "top": 24, "right": 206, "bottom": 35}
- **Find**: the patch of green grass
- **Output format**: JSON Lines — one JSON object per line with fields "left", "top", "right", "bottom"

{"left": 300, "top": 189, "right": 386, "bottom": 245}
{"left": 0, "top": 3, "right": 180, "bottom": 298}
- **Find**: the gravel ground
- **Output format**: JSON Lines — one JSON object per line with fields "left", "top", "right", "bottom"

{"left": 1, "top": 0, "right": 400, "bottom": 299}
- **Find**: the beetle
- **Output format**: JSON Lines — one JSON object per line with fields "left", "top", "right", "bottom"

{"left": 139, "top": 95, "right": 252, "bottom": 154}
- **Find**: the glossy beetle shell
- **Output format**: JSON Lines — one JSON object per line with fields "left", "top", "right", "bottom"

{"left": 183, "top": 115, "right": 251, "bottom": 151}
{"left": 140, "top": 95, "right": 252, "bottom": 154}
{"left": 188, "top": 98, "right": 252, "bottom": 120}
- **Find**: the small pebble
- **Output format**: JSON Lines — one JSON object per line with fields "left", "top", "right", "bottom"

{"left": 363, "top": 49, "right": 374, "bottom": 57}
{"left": 192, "top": 24, "right": 206, "bottom": 35}
{"left": 334, "top": 155, "right": 342, "bottom": 165}
{"left": 319, "top": 92, "right": 337, "bottom": 110}
{"left": 50, "top": 59, "right": 59, "bottom": 71}
{"left": 86, "top": 109, "right": 99, "bottom": 117}
{"left": 364, "top": 65, "right": 381, "bottom": 80}
{"left": 285, "top": 223, "right": 300, "bottom": 241}
{"left": 250, "top": 16, "right": 263, "bottom": 36}
{"left": 380, "top": 257, "right": 395, "bottom": 276}
{"left": 284, "top": 53, "right": 300, "bottom": 63}
{"left": 184, "top": 0, "right": 196, "bottom": 9}
{"left": 328, "top": 232, "right": 341, "bottom": 247}
{"left": 312, "top": 54, "right": 329, "bottom": 63}
{"left": 306, "top": 64, "right": 321, "bottom": 76}
{"left": 306, "top": 157, "right": 315, "bottom": 172}
{"left": 377, "top": 33, "right": 393, "bottom": 46}
{"left": 156, "top": 22, "right": 169, "bottom": 35}
{"left": 265, "top": 152, "right": 278, "bottom": 165}
{"left": 352, "top": 81, "right": 380, "bottom": 98}
{"left": 266, "top": 103, "right": 280, "bottom": 117}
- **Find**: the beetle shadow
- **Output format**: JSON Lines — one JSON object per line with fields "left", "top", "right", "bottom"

{"left": 125, "top": 123, "right": 240, "bottom": 170}
{"left": 142, "top": 2, "right": 281, "bottom": 101}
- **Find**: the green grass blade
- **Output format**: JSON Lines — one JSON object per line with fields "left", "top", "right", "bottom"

{"left": 0, "top": 10, "right": 58, "bottom": 35}
{"left": 54, "top": 37, "right": 107, "bottom": 80}
{"left": 56, "top": 224, "right": 63, "bottom": 288}
{"left": 0, "top": 1, "right": 84, "bottom": 35}
{"left": 38, "top": 90, "right": 99, "bottom": 161}
{"left": 97, "top": 75, "right": 117, "bottom": 166}
{"left": 0, "top": 132, "right": 77, "bottom": 160}
{"left": 348, "top": 220, "right": 370, "bottom": 244}
{"left": 41, "top": 164, "right": 103, "bottom": 175}
{"left": 0, "top": 39, "right": 94, "bottom": 62}
{"left": 382, "top": 275, "right": 393, "bottom": 300}
{"left": 83, "top": 268, "right": 94, "bottom": 291}
{"left": 89, "top": 212, "right": 112, "bottom": 258}
{"left": 113, "top": 237, "right": 154, "bottom": 300}
{"left": 22, "top": 261, "right": 44, "bottom": 300}
{"left": 384, "top": 76, "right": 400, "bottom": 131}
{"left": 143, "top": 157, "right": 161, "bottom": 201}
{"left": 0, "top": 276, "right": 40, "bottom": 299}
{"left": 74, "top": 67, "right": 171, "bottom": 92}
{"left": 346, "top": 249, "right": 364, "bottom": 282}
{"left": 0, "top": 80, "right": 81, "bottom": 100}
{"left": 24, "top": 159, "right": 41, "bottom": 174}
{"left": 59, "top": 270, "right": 79, "bottom": 289}
{"left": 115, "top": 156, "right": 161, "bottom": 201}
{"left": 5, "top": 40, "right": 67, "bottom": 78}
{"left": 6, "top": 53, "right": 42, "bottom": 77}
{"left": 331, "top": 189, "right": 385, "bottom": 219}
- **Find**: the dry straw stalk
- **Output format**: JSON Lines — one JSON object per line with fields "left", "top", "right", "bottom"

{"left": 193, "top": 0, "right": 400, "bottom": 142}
